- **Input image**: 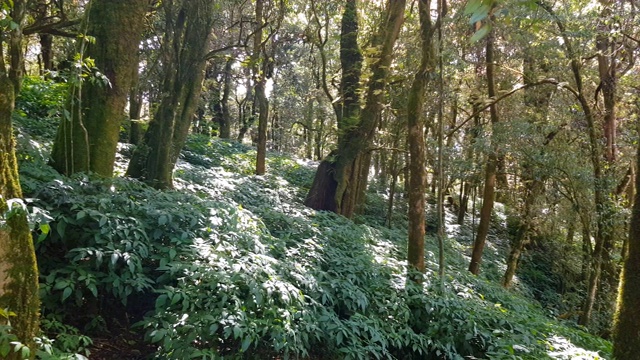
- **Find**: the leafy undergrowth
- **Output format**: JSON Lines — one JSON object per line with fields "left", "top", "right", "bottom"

{"left": 16, "top": 128, "right": 612, "bottom": 359}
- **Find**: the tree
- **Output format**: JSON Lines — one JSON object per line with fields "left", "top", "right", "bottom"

{"left": 49, "top": 0, "right": 149, "bottom": 177}
{"left": 407, "top": 0, "right": 440, "bottom": 277}
{"left": 127, "top": 0, "right": 214, "bottom": 189}
{"left": 469, "top": 25, "right": 500, "bottom": 275}
{"left": 305, "top": 0, "right": 407, "bottom": 218}
{"left": 0, "top": 1, "right": 40, "bottom": 357}
{"left": 612, "top": 100, "right": 640, "bottom": 360}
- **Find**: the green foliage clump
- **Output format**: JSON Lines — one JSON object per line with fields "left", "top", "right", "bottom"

{"left": 14, "top": 76, "right": 66, "bottom": 139}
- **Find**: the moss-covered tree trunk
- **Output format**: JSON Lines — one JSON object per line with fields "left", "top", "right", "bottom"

{"left": 305, "top": 0, "right": 406, "bottom": 218}
{"left": 612, "top": 106, "right": 640, "bottom": 360}
{"left": 0, "top": 1, "right": 40, "bottom": 357}
{"left": 127, "top": 0, "right": 214, "bottom": 189}
{"left": 50, "top": 0, "right": 148, "bottom": 177}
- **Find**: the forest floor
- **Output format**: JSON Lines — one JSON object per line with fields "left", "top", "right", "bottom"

{"left": 16, "top": 124, "right": 611, "bottom": 359}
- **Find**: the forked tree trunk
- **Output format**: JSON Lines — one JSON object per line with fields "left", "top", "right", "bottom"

{"left": 127, "top": 0, "right": 213, "bottom": 189}
{"left": 0, "top": 2, "right": 40, "bottom": 357}
{"left": 305, "top": 0, "right": 406, "bottom": 218}
{"left": 50, "top": 0, "right": 148, "bottom": 177}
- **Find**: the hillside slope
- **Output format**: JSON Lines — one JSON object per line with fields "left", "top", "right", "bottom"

{"left": 14, "top": 121, "right": 611, "bottom": 359}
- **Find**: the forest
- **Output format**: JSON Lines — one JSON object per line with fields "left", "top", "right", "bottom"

{"left": 0, "top": 0, "right": 639, "bottom": 359}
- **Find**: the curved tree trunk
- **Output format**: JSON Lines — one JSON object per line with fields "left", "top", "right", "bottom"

{"left": 0, "top": 1, "right": 40, "bottom": 357}
{"left": 50, "top": 0, "right": 148, "bottom": 177}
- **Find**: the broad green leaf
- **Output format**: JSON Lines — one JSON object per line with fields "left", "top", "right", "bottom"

{"left": 469, "top": 4, "right": 491, "bottom": 24}
{"left": 62, "top": 287, "right": 73, "bottom": 302}
{"left": 470, "top": 23, "right": 491, "bottom": 43}
{"left": 464, "top": 0, "right": 482, "bottom": 15}
{"left": 241, "top": 337, "right": 251, "bottom": 352}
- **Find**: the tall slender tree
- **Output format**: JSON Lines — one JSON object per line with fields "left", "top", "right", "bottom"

{"left": 407, "top": 0, "right": 440, "bottom": 278}
{"left": 469, "top": 25, "right": 500, "bottom": 275}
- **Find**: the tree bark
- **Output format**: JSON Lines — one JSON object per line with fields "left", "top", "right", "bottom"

{"left": 219, "top": 58, "right": 233, "bottom": 139}
{"left": 305, "top": 0, "right": 406, "bottom": 218}
{"left": 50, "top": 0, "right": 148, "bottom": 177}
{"left": 407, "top": 0, "right": 437, "bottom": 278}
{"left": 0, "top": 1, "right": 40, "bottom": 356}
{"left": 469, "top": 28, "right": 499, "bottom": 275}
{"left": 254, "top": 0, "right": 269, "bottom": 175}
{"left": 127, "top": 0, "right": 214, "bottom": 189}
{"left": 502, "top": 47, "right": 553, "bottom": 288}
{"left": 612, "top": 119, "right": 640, "bottom": 357}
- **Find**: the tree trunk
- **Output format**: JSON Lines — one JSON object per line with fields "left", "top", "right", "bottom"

{"left": 129, "top": 54, "right": 144, "bottom": 145}
{"left": 613, "top": 143, "right": 640, "bottom": 357}
{"left": 502, "top": 47, "right": 553, "bottom": 288}
{"left": 126, "top": 0, "right": 214, "bottom": 189}
{"left": 50, "top": 0, "right": 148, "bottom": 177}
{"left": 469, "top": 28, "right": 499, "bottom": 275}
{"left": 0, "top": 1, "right": 40, "bottom": 356}
{"left": 407, "top": 0, "right": 437, "bottom": 278}
{"left": 219, "top": 58, "right": 233, "bottom": 139}
{"left": 237, "top": 68, "right": 255, "bottom": 142}
{"left": 502, "top": 177, "right": 544, "bottom": 287}
{"left": 254, "top": 0, "right": 269, "bottom": 175}
{"left": 305, "top": 0, "right": 406, "bottom": 218}
{"left": 39, "top": 33, "right": 54, "bottom": 72}
{"left": 337, "top": 0, "right": 362, "bottom": 134}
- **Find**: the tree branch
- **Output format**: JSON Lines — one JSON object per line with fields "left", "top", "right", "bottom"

{"left": 447, "top": 79, "right": 577, "bottom": 137}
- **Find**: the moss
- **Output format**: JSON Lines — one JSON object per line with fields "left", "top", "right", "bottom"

{"left": 0, "top": 74, "right": 40, "bottom": 359}
{"left": 612, "top": 177, "right": 640, "bottom": 359}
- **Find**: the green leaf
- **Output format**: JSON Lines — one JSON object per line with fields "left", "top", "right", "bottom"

{"left": 0, "top": 341, "right": 10, "bottom": 357}
{"left": 56, "top": 220, "right": 67, "bottom": 238}
{"left": 241, "top": 337, "right": 251, "bottom": 352}
{"left": 88, "top": 284, "right": 98, "bottom": 297}
{"left": 62, "top": 287, "right": 73, "bottom": 302}
{"left": 464, "top": 0, "right": 482, "bottom": 15}
{"left": 469, "top": 4, "right": 490, "bottom": 24}
{"left": 470, "top": 23, "right": 491, "bottom": 43}
{"left": 150, "top": 329, "right": 166, "bottom": 343}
